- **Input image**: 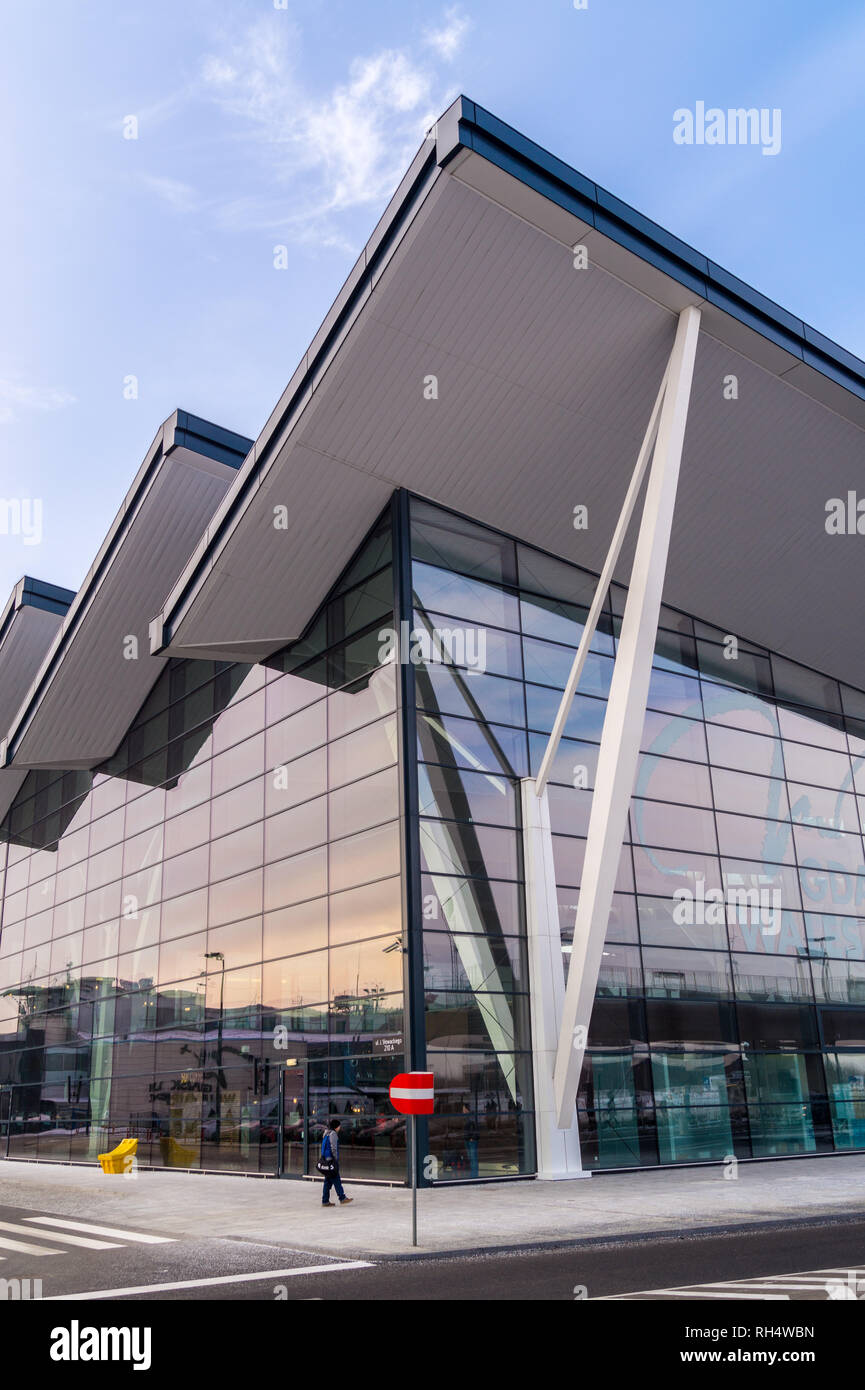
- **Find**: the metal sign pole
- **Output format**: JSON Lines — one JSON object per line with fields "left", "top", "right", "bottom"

{"left": 411, "top": 1113, "right": 418, "bottom": 1247}
{"left": 276, "top": 1068, "right": 284, "bottom": 1179}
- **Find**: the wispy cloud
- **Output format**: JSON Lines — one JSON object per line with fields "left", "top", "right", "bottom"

{"left": 0, "top": 378, "right": 76, "bottom": 425}
{"left": 197, "top": 11, "right": 466, "bottom": 246}
{"left": 136, "top": 173, "right": 199, "bottom": 213}
{"left": 667, "top": 9, "right": 865, "bottom": 227}
{"left": 424, "top": 6, "right": 471, "bottom": 62}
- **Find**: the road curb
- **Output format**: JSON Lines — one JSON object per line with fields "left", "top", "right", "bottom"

{"left": 331, "top": 1209, "right": 865, "bottom": 1263}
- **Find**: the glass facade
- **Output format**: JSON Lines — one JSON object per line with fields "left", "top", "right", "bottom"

{"left": 3, "top": 490, "right": 865, "bottom": 1181}
{"left": 0, "top": 510, "right": 409, "bottom": 1181}
{"left": 408, "top": 497, "right": 865, "bottom": 1173}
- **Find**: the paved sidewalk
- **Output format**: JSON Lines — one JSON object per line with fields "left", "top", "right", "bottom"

{"left": 1, "top": 1155, "right": 864, "bottom": 1258}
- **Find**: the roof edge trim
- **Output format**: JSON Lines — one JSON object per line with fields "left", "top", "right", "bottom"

{"left": 448, "top": 99, "right": 865, "bottom": 402}
{"left": 1, "top": 410, "right": 253, "bottom": 769}
{"left": 0, "top": 576, "right": 76, "bottom": 653}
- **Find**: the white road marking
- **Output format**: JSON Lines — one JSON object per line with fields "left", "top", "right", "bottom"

{"left": 0, "top": 1235, "right": 64, "bottom": 1256}
{"left": 25, "top": 1216, "right": 174, "bottom": 1244}
{"left": 0, "top": 1221, "right": 122, "bottom": 1251}
{"left": 45, "top": 1260, "right": 375, "bottom": 1300}
{"left": 606, "top": 1289, "right": 792, "bottom": 1300}
{"left": 602, "top": 1264, "right": 865, "bottom": 1300}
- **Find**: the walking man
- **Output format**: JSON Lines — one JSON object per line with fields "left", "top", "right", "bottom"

{"left": 462, "top": 1103, "right": 480, "bottom": 1178}
{"left": 320, "top": 1119, "right": 353, "bottom": 1207}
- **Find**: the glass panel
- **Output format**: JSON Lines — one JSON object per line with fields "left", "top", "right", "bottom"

{"left": 329, "top": 767, "right": 399, "bottom": 841}
{"left": 732, "top": 953, "right": 813, "bottom": 1002}
{"left": 520, "top": 594, "right": 611, "bottom": 653}
{"left": 825, "top": 1053, "right": 865, "bottom": 1148}
{"left": 264, "top": 798, "right": 327, "bottom": 864}
{"left": 789, "top": 781, "right": 859, "bottom": 833}
{"left": 643, "top": 948, "right": 733, "bottom": 999}
{"left": 418, "top": 764, "right": 517, "bottom": 828}
{"left": 263, "top": 952, "right": 328, "bottom": 1009}
{"left": 263, "top": 846, "right": 328, "bottom": 914}
{"left": 805, "top": 913, "right": 865, "bottom": 961}
{"left": 641, "top": 712, "right": 707, "bottom": 764}
{"left": 706, "top": 725, "right": 783, "bottom": 777}
{"left": 264, "top": 747, "right": 327, "bottom": 817}
{"left": 420, "top": 874, "right": 522, "bottom": 937}
{"left": 328, "top": 717, "right": 397, "bottom": 789}
{"left": 578, "top": 1051, "right": 654, "bottom": 1169}
{"left": 771, "top": 656, "right": 842, "bottom": 715}
{"left": 715, "top": 812, "right": 794, "bottom": 865}
{"left": 263, "top": 896, "right": 327, "bottom": 961}
{"left": 418, "top": 663, "right": 526, "bottom": 731}
{"left": 413, "top": 562, "right": 519, "bottom": 630}
{"left": 420, "top": 821, "right": 520, "bottom": 883}
{"left": 425, "top": 714, "right": 528, "bottom": 779}
{"left": 701, "top": 679, "right": 778, "bottom": 735}
{"left": 329, "top": 935, "right": 404, "bottom": 998}
{"left": 329, "top": 822, "right": 400, "bottom": 894}
{"left": 748, "top": 1102, "right": 817, "bottom": 1157}
{"left": 794, "top": 823, "right": 865, "bottom": 877}
{"left": 526, "top": 687, "right": 606, "bottom": 743}
{"left": 423, "top": 930, "right": 526, "bottom": 993}
{"left": 782, "top": 741, "right": 853, "bottom": 792}
{"left": 630, "top": 801, "right": 717, "bottom": 855}
{"left": 412, "top": 501, "right": 517, "bottom": 588}
{"left": 329, "top": 876, "right": 401, "bottom": 947}
{"left": 638, "top": 894, "right": 728, "bottom": 951}
{"left": 711, "top": 767, "right": 790, "bottom": 820}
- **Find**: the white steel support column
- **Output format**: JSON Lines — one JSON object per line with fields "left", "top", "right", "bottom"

{"left": 521, "top": 778, "right": 586, "bottom": 1179}
{"left": 553, "top": 304, "right": 701, "bottom": 1126}
{"left": 534, "top": 361, "right": 670, "bottom": 798}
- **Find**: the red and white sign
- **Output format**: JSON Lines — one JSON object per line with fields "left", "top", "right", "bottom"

{"left": 389, "top": 1071, "right": 434, "bottom": 1115}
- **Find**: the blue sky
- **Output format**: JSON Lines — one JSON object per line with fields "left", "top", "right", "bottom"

{"left": 1, "top": 0, "right": 863, "bottom": 599}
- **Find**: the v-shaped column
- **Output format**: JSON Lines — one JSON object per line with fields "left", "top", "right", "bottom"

{"left": 548, "top": 304, "right": 701, "bottom": 1128}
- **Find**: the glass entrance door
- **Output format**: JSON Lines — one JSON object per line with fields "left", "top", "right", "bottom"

{"left": 277, "top": 1064, "right": 308, "bottom": 1177}
{"left": 0, "top": 1087, "right": 10, "bottom": 1159}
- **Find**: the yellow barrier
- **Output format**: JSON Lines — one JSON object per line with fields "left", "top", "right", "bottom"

{"left": 98, "top": 1137, "right": 138, "bottom": 1174}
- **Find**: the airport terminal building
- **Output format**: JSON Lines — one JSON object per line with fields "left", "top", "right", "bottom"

{"left": 2, "top": 99, "right": 865, "bottom": 1184}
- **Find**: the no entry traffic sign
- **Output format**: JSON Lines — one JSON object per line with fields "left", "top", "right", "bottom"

{"left": 389, "top": 1071, "right": 434, "bottom": 1115}
{"left": 389, "top": 1071, "right": 434, "bottom": 1248}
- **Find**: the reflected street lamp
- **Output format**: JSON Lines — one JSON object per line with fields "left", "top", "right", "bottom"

{"left": 205, "top": 952, "right": 226, "bottom": 1145}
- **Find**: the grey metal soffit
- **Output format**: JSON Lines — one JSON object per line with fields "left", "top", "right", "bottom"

{"left": 0, "top": 576, "right": 75, "bottom": 823}
{"left": 1, "top": 412, "right": 252, "bottom": 774}
{"left": 152, "top": 98, "right": 859, "bottom": 692}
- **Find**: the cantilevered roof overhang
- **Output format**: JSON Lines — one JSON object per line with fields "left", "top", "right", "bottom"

{"left": 151, "top": 96, "right": 865, "bottom": 687}
{"left": 1, "top": 411, "right": 252, "bottom": 775}
{"left": 0, "top": 576, "right": 76, "bottom": 822}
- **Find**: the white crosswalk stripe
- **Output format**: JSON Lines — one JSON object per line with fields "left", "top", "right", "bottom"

{"left": 0, "top": 1234, "right": 64, "bottom": 1256}
{"left": 0, "top": 1221, "right": 121, "bottom": 1250}
{"left": 601, "top": 1266, "right": 865, "bottom": 1300}
{"left": 0, "top": 1212, "right": 177, "bottom": 1263}
{"left": 24, "top": 1217, "right": 175, "bottom": 1244}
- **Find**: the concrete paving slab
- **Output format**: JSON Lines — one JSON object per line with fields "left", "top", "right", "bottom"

{"left": 1, "top": 1156, "right": 865, "bottom": 1258}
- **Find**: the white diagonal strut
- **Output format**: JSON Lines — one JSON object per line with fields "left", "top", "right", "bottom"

{"left": 534, "top": 360, "right": 671, "bottom": 797}
{"left": 552, "top": 304, "right": 702, "bottom": 1127}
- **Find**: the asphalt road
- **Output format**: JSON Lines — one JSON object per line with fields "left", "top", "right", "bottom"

{"left": 3, "top": 1201, "right": 865, "bottom": 1302}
